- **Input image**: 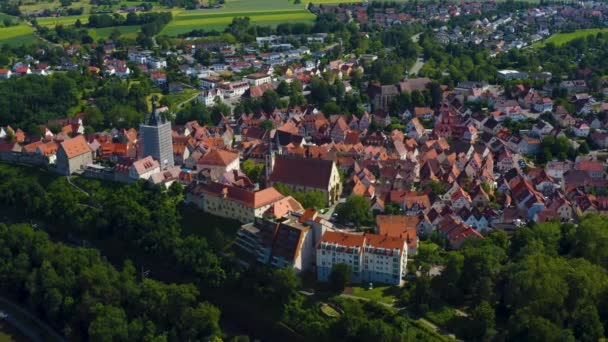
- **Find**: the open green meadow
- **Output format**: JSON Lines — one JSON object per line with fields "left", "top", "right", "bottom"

{"left": 87, "top": 25, "right": 141, "bottom": 40}
{"left": 533, "top": 28, "right": 608, "bottom": 48}
{"left": 0, "top": 24, "right": 38, "bottom": 46}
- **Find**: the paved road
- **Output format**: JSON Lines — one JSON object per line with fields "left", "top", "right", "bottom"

{"left": 411, "top": 33, "right": 422, "bottom": 43}
{"left": 410, "top": 58, "right": 425, "bottom": 76}
{"left": 409, "top": 33, "right": 425, "bottom": 76}
{"left": 317, "top": 197, "right": 346, "bottom": 221}
{"left": 0, "top": 297, "right": 65, "bottom": 342}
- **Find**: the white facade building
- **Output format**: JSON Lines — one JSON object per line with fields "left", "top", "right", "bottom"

{"left": 316, "top": 231, "right": 407, "bottom": 286}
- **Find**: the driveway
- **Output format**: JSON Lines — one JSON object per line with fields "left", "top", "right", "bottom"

{"left": 318, "top": 197, "right": 346, "bottom": 221}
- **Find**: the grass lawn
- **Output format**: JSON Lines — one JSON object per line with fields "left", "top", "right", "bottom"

{"left": 161, "top": 88, "right": 200, "bottom": 110}
{"left": 348, "top": 285, "right": 400, "bottom": 305}
{"left": 533, "top": 28, "right": 608, "bottom": 48}
{"left": 0, "top": 24, "right": 38, "bottom": 47}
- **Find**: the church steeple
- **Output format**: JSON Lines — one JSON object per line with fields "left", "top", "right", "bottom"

{"left": 146, "top": 95, "right": 165, "bottom": 126}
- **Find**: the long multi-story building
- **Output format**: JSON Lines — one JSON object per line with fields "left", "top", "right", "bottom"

{"left": 316, "top": 231, "right": 408, "bottom": 286}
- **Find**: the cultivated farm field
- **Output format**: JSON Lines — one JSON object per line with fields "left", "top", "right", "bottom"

{"left": 1, "top": 0, "right": 377, "bottom": 44}
{"left": 162, "top": 0, "right": 315, "bottom": 35}
{"left": 162, "top": 8, "right": 315, "bottom": 35}
{"left": 87, "top": 25, "right": 141, "bottom": 40}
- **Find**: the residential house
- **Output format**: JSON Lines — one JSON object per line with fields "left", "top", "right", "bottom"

{"left": 245, "top": 73, "right": 272, "bottom": 86}
{"left": 55, "top": 135, "right": 93, "bottom": 175}
{"left": 197, "top": 149, "right": 240, "bottom": 180}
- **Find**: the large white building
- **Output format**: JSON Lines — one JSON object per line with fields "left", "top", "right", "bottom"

{"left": 316, "top": 231, "right": 408, "bottom": 286}
{"left": 245, "top": 73, "right": 272, "bottom": 86}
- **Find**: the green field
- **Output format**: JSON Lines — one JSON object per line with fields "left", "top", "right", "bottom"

{"left": 533, "top": 28, "right": 608, "bottom": 48}
{"left": 35, "top": 15, "right": 88, "bottom": 27}
{"left": 162, "top": 8, "right": 314, "bottom": 35}
{"left": 0, "top": 24, "right": 38, "bottom": 46}
{"left": 14, "top": 0, "right": 372, "bottom": 40}
{"left": 87, "top": 25, "right": 141, "bottom": 40}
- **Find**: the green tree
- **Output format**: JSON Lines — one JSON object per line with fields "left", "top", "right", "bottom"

{"left": 259, "top": 120, "right": 275, "bottom": 131}
{"left": 471, "top": 301, "right": 496, "bottom": 340}
{"left": 180, "top": 303, "right": 222, "bottom": 340}
{"left": 276, "top": 80, "right": 290, "bottom": 96}
{"left": 294, "top": 190, "right": 326, "bottom": 209}
{"left": 242, "top": 159, "right": 265, "bottom": 183}
{"left": 329, "top": 263, "right": 352, "bottom": 292}
{"left": 336, "top": 195, "right": 372, "bottom": 226}
{"left": 88, "top": 304, "right": 129, "bottom": 342}
{"left": 427, "top": 179, "right": 447, "bottom": 195}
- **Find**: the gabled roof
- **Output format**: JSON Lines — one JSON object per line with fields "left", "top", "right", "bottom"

{"left": 59, "top": 135, "right": 91, "bottom": 159}
{"left": 131, "top": 156, "right": 160, "bottom": 175}
{"left": 198, "top": 149, "right": 239, "bottom": 167}
{"left": 270, "top": 155, "right": 336, "bottom": 190}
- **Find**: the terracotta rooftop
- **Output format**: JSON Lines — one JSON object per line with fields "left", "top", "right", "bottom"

{"left": 131, "top": 156, "right": 160, "bottom": 175}
{"left": 59, "top": 135, "right": 91, "bottom": 159}
{"left": 198, "top": 149, "right": 239, "bottom": 167}
{"left": 376, "top": 215, "right": 421, "bottom": 237}
{"left": 318, "top": 231, "right": 365, "bottom": 253}
{"left": 364, "top": 233, "right": 406, "bottom": 256}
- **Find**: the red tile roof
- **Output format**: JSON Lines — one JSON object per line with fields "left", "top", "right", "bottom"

{"left": 59, "top": 135, "right": 91, "bottom": 159}
{"left": 270, "top": 156, "right": 335, "bottom": 190}
{"left": 364, "top": 233, "right": 406, "bottom": 256}
{"left": 198, "top": 149, "right": 239, "bottom": 167}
